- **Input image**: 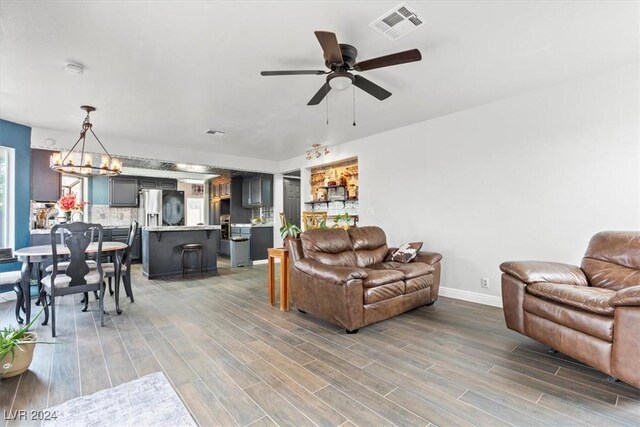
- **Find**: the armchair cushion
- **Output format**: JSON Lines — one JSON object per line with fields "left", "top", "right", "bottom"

{"left": 526, "top": 282, "right": 616, "bottom": 316}
{"left": 610, "top": 285, "right": 640, "bottom": 307}
{"left": 500, "top": 261, "right": 588, "bottom": 286}
{"left": 294, "top": 258, "right": 367, "bottom": 285}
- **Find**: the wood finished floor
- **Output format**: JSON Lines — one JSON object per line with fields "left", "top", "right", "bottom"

{"left": 1, "top": 260, "right": 639, "bottom": 427}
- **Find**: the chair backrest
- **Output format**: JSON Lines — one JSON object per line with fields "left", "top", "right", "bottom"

{"left": 302, "top": 211, "right": 327, "bottom": 231}
{"left": 121, "top": 220, "right": 139, "bottom": 266}
{"left": 580, "top": 231, "right": 640, "bottom": 290}
{"left": 279, "top": 212, "right": 288, "bottom": 227}
{"left": 51, "top": 222, "right": 103, "bottom": 286}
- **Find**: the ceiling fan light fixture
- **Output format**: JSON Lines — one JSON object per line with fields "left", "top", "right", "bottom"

{"left": 328, "top": 73, "right": 354, "bottom": 91}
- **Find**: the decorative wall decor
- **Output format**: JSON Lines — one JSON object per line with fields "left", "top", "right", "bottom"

{"left": 190, "top": 184, "right": 204, "bottom": 197}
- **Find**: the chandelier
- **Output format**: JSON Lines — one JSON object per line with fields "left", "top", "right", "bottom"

{"left": 50, "top": 106, "right": 122, "bottom": 176}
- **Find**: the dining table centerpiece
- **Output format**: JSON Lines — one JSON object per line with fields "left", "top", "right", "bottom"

{"left": 56, "top": 194, "right": 88, "bottom": 223}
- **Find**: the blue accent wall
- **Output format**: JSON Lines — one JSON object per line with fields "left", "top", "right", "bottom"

{"left": 0, "top": 119, "right": 31, "bottom": 272}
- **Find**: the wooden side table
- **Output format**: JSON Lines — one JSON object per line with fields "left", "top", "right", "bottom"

{"left": 267, "top": 247, "right": 289, "bottom": 311}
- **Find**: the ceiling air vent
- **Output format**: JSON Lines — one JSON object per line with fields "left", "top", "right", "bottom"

{"left": 369, "top": 2, "right": 424, "bottom": 41}
{"left": 204, "top": 129, "right": 227, "bottom": 136}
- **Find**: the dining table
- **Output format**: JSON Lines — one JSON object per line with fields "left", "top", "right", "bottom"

{"left": 14, "top": 241, "right": 128, "bottom": 325}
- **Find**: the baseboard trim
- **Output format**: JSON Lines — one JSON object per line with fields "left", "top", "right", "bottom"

{"left": 252, "top": 259, "right": 268, "bottom": 265}
{"left": 439, "top": 286, "right": 503, "bottom": 308}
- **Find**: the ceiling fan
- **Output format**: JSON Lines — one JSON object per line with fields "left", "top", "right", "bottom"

{"left": 261, "top": 31, "right": 422, "bottom": 105}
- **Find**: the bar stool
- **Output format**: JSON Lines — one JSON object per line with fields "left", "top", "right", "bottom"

{"left": 181, "top": 243, "right": 203, "bottom": 278}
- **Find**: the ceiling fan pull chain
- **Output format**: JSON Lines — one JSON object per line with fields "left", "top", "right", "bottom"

{"left": 352, "top": 85, "right": 357, "bottom": 126}
{"left": 326, "top": 84, "right": 329, "bottom": 125}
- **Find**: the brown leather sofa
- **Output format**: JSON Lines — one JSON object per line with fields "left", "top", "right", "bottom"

{"left": 287, "top": 226, "right": 442, "bottom": 333}
{"left": 500, "top": 231, "right": 640, "bottom": 388}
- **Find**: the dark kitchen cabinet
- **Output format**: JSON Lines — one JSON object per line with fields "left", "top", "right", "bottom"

{"left": 109, "top": 176, "right": 139, "bottom": 207}
{"left": 158, "top": 179, "right": 177, "bottom": 190}
{"left": 111, "top": 227, "right": 141, "bottom": 263}
{"left": 211, "top": 200, "right": 220, "bottom": 225}
{"left": 219, "top": 239, "right": 230, "bottom": 256}
{"left": 210, "top": 179, "right": 230, "bottom": 199}
{"left": 211, "top": 181, "right": 219, "bottom": 198}
{"left": 31, "top": 149, "right": 61, "bottom": 202}
{"left": 242, "top": 175, "right": 272, "bottom": 207}
{"left": 221, "top": 182, "right": 231, "bottom": 197}
{"left": 241, "top": 179, "right": 251, "bottom": 207}
{"left": 138, "top": 178, "right": 157, "bottom": 189}
{"left": 250, "top": 226, "right": 273, "bottom": 261}
{"left": 139, "top": 177, "right": 177, "bottom": 190}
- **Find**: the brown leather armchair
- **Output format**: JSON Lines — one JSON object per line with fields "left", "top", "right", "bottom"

{"left": 500, "top": 231, "right": 640, "bottom": 388}
{"left": 287, "top": 226, "right": 442, "bottom": 333}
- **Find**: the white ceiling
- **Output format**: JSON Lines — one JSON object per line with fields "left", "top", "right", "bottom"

{"left": 1, "top": 1, "right": 638, "bottom": 163}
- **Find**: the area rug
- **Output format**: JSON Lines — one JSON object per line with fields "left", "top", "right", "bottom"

{"left": 42, "top": 372, "right": 196, "bottom": 426}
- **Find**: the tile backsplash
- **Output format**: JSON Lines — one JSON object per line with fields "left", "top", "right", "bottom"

{"left": 89, "top": 205, "right": 139, "bottom": 226}
{"left": 251, "top": 206, "right": 273, "bottom": 223}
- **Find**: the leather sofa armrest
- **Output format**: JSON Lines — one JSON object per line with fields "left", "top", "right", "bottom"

{"left": 499, "top": 261, "right": 588, "bottom": 286}
{"left": 611, "top": 285, "right": 640, "bottom": 307}
{"left": 414, "top": 251, "right": 443, "bottom": 265}
{"left": 294, "top": 258, "right": 367, "bottom": 285}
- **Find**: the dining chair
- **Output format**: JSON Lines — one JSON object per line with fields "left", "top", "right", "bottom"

{"left": 40, "top": 222, "right": 106, "bottom": 337}
{"left": 102, "top": 220, "right": 137, "bottom": 312}
{"left": 302, "top": 211, "right": 327, "bottom": 231}
{"left": 0, "top": 270, "right": 23, "bottom": 323}
{"left": 279, "top": 212, "right": 288, "bottom": 226}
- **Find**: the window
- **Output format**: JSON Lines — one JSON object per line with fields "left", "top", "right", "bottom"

{"left": 0, "top": 146, "right": 14, "bottom": 249}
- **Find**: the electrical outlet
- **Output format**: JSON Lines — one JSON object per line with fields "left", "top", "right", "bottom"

{"left": 367, "top": 208, "right": 375, "bottom": 216}
{"left": 481, "top": 278, "right": 489, "bottom": 289}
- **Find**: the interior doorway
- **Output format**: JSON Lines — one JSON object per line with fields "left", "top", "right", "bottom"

{"left": 283, "top": 175, "right": 301, "bottom": 228}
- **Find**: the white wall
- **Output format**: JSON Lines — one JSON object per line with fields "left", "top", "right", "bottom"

{"left": 278, "top": 63, "right": 640, "bottom": 305}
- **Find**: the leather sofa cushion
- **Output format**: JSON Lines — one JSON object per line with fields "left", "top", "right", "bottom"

{"left": 526, "top": 282, "right": 616, "bottom": 316}
{"left": 364, "top": 281, "right": 404, "bottom": 304}
{"left": 369, "top": 261, "right": 434, "bottom": 279}
{"left": 523, "top": 293, "right": 614, "bottom": 341}
{"left": 405, "top": 275, "right": 432, "bottom": 294}
{"left": 301, "top": 228, "right": 357, "bottom": 267}
{"left": 581, "top": 231, "right": 640, "bottom": 290}
{"left": 363, "top": 269, "right": 404, "bottom": 288}
{"left": 348, "top": 226, "right": 389, "bottom": 267}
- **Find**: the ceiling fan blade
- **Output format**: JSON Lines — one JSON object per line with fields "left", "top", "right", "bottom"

{"left": 353, "top": 49, "right": 422, "bottom": 72}
{"left": 260, "top": 70, "right": 326, "bottom": 76}
{"left": 314, "top": 31, "right": 343, "bottom": 66}
{"left": 353, "top": 75, "right": 391, "bottom": 101}
{"left": 307, "top": 82, "right": 332, "bottom": 106}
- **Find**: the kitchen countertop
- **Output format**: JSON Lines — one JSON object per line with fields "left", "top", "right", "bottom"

{"left": 143, "top": 225, "right": 221, "bottom": 232}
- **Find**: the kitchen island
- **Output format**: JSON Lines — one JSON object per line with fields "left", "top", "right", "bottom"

{"left": 142, "top": 225, "right": 221, "bottom": 279}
